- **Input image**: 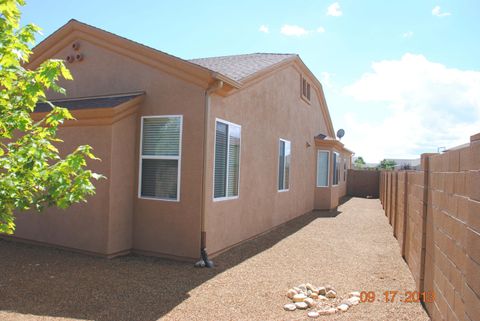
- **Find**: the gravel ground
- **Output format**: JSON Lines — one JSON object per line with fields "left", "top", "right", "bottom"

{"left": 0, "top": 197, "right": 430, "bottom": 321}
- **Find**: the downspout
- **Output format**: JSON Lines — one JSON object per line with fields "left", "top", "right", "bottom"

{"left": 195, "top": 79, "right": 223, "bottom": 268}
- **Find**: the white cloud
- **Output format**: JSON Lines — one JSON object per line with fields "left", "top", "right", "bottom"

{"left": 342, "top": 53, "right": 480, "bottom": 163}
{"left": 259, "top": 25, "right": 269, "bottom": 33}
{"left": 317, "top": 26, "right": 326, "bottom": 33}
{"left": 432, "top": 5, "right": 451, "bottom": 17}
{"left": 402, "top": 31, "right": 413, "bottom": 38}
{"left": 280, "top": 24, "right": 309, "bottom": 36}
{"left": 321, "top": 71, "right": 333, "bottom": 88}
{"left": 327, "top": 2, "right": 342, "bottom": 17}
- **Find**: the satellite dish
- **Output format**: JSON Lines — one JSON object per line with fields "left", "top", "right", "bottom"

{"left": 336, "top": 129, "right": 345, "bottom": 140}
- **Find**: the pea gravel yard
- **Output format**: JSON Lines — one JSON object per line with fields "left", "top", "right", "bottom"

{"left": 0, "top": 197, "right": 430, "bottom": 321}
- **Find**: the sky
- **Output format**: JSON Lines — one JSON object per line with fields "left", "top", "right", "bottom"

{"left": 21, "top": 1, "right": 480, "bottom": 163}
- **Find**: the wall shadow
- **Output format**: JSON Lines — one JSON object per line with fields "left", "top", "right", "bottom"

{"left": 0, "top": 206, "right": 342, "bottom": 321}
{"left": 312, "top": 196, "right": 349, "bottom": 218}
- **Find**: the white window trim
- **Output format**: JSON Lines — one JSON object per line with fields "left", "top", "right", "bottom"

{"left": 213, "top": 118, "right": 241, "bottom": 202}
{"left": 316, "top": 150, "right": 330, "bottom": 187}
{"left": 138, "top": 115, "right": 183, "bottom": 202}
{"left": 278, "top": 138, "right": 291, "bottom": 192}
{"left": 332, "top": 151, "right": 340, "bottom": 186}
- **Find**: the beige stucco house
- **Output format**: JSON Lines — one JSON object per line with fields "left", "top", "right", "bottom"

{"left": 8, "top": 20, "right": 352, "bottom": 261}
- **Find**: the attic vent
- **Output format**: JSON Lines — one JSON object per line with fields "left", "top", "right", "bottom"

{"left": 301, "top": 76, "right": 311, "bottom": 102}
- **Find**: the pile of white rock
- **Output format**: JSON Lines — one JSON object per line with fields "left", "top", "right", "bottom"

{"left": 283, "top": 283, "right": 361, "bottom": 318}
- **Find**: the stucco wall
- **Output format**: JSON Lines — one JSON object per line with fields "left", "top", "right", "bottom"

{"left": 204, "top": 66, "right": 330, "bottom": 255}
{"left": 12, "top": 31, "right": 348, "bottom": 260}
{"left": 107, "top": 113, "right": 137, "bottom": 255}
{"left": 13, "top": 125, "right": 112, "bottom": 254}
{"left": 16, "top": 37, "right": 206, "bottom": 259}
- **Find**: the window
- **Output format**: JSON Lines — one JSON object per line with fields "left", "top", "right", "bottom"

{"left": 214, "top": 119, "right": 241, "bottom": 200}
{"left": 139, "top": 116, "right": 182, "bottom": 201}
{"left": 301, "top": 76, "right": 311, "bottom": 102}
{"left": 316, "top": 150, "right": 330, "bottom": 187}
{"left": 333, "top": 152, "right": 340, "bottom": 185}
{"left": 344, "top": 160, "right": 347, "bottom": 182}
{"left": 278, "top": 139, "right": 291, "bottom": 191}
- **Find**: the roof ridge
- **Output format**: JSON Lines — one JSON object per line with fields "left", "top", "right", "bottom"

{"left": 31, "top": 19, "right": 241, "bottom": 85}
{"left": 189, "top": 52, "right": 297, "bottom": 61}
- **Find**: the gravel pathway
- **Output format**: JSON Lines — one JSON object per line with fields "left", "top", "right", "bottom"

{"left": 0, "top": 197, "right": 430, "bottom": 321}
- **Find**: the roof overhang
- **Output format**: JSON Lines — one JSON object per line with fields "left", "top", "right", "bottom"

{"left": 220, "top": 56, "right": 336, "bottom": 137}
{"left": 315, "top": 135, "right": 354, "bottom": 155}
{"left": 28, "top": 20, "right": 240, "bottom": 95}
{"left": 31, "top": 92, "right": 145, "bottom": 126}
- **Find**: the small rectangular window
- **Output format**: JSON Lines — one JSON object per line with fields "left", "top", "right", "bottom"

{"left": 278, "top": 139, "right": 291, "bottom": 191}
{"left": 316, "top": 150, "right": 329, "bottom": 187}
{"left": 333, "top": 152, "right": 340, "bottom": 185}
{"left": 301, "top": 76, "right": 311, "bottom": 102}
{"left": 139, "top": 116, "right": 182, "bottom": 201}
{"left": 214, "top": 119, "right": 241, "bottom": 200}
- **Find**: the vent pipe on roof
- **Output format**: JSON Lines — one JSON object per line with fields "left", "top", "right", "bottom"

{"left": 195, "top": 79, "right": 224, "bottom": 268}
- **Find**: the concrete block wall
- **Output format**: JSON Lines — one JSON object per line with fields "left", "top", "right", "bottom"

{"left": 379, "top": 133, "right": 480, "bottom": 321}
{"left": 346, "top": 169, "right": 379, "bottom": 198}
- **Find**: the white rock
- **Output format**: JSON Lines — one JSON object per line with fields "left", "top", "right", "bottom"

{"left": 286, "top": 289, "right": 298, "bottom": 299}
{"left": 337, "top": 304, "right": 349, "bottom": 312}
{"left": 304, "top": 297, "right": 315, "bottom": 307}
{"left": 298, "top": 284, "right": 308, "bottom": 293}
{"left": 349, "top": 291, "right": 361, "bottom": 298}
{"left": 306, "top": 283, "right": 318, "bottom": 292}
{"left": 318, "top": 295, "right": 328, "bottom": 301}
{"left": 309, "top": 293, "right": 319, "bottom": 299}
{"left": 347, "top": 296, "right": 360, "bottom": 306}
{"left": 293, "top": 293, "right": 307, "bottom": 302}
{"left": 326, "top": 290, "right": 337, "bottom": 298}
{"left": 283, "top": 303, "right": 296, "bottom": 311}
{"left": 342, "top": 300, "right": 353, "bottom": 307}
{"left": 308, "top": 311, "right": 320, "bottom": 318}
{"left": 319, "top": 308, "right": 337, "bottom": 315}
{"left": 295, "top": 302, "right": 308, "bottom": 310}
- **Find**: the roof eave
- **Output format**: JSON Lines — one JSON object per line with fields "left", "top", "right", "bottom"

{"left": 28, "top": 19, "right": 240, "bottom": 90}
{"left": 314, "top": 137, "right": 353, "bottom": 154}
{"left": 31, "top": 92, "right": 145, "bottom": 126}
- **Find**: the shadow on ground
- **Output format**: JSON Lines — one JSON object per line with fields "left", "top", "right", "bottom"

{"left": 0, "top": 202, "right": 347, "bottom": 321}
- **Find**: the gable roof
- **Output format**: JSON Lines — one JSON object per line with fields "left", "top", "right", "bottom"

{"left": 29, "top": 19, "right": 241, "bottom": 90}
{"left": 29, "top": 19, "right": 336, "bottom": 137}
{"left": 189, "top": 53, "right": 296, "bottom": 82}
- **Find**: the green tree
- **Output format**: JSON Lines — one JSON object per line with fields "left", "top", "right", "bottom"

{"left": 353, "top": 156, "right": 366, "bottom": 169}
{"left": 0, "top": 0, "right": 103, "bottom": 234}
{"left": 378, "top": 159, "right": 397, "bottom": 170}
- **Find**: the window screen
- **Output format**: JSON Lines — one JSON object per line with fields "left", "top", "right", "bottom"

{"left": 214, "top": 120, "right": 241, "bottom": 199}
{"left": 278, "top": 139, "right": 291, "bottom": 190}
{"left": 140, "top": 116, "right": 182, "bottom": 200}
{"left": 317, "top": 150, "right": 329, "bottom": 187}
{"left": 333, "top": 152, "right": 340, "bottom": 185}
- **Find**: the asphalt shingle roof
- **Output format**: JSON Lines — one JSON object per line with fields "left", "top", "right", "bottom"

{"left": 35, "top": 92, "right": 144, "bottom": 112}
{"left": 189, "top": 53, "right": 297, "bottom": 82}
